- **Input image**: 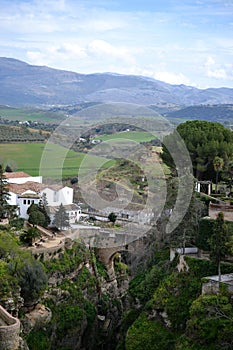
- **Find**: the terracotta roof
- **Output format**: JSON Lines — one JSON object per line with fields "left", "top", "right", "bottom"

{"left": 8, "top": 181, "right": 42, "bottom": 195}
{"left": 4, "top": 171, "right": 31, "bottom": 179}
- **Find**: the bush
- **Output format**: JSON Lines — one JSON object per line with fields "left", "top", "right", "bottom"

{"left": 18, "top": 260, "right": 47, "bottom": 304}
{"left": 126, "top": 312, "right": 175, "bottom": 350}
{"left": 26, "top": 329, "right": 51, "bottom": 350}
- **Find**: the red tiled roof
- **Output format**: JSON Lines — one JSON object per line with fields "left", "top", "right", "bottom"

{"left": 3, "top": 171, "right": 31, "bottom": 179}
{"left": 8, "top": 181, "right": 42, "bottom": 195}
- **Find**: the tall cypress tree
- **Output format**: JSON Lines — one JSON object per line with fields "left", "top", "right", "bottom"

{"left": 0, "top": 164, "right": 10, "bottom": 218}
{"left": 39, "top": 193, "right": 51, "bottom": 227}
{"left": 209, "top": 212, "right": 230, "bottom": 282}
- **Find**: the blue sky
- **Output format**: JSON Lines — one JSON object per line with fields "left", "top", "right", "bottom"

{"left": 0, "top": 0, "right": 233, "bottom": 88}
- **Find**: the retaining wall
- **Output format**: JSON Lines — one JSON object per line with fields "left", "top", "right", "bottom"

{"left": 0, "top": 305, "right": 20, "bottom": 350}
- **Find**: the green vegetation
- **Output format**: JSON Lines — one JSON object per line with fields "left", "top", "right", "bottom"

{"left": 43, "top": 241, "right": 89, "bottom": 274}
{"left": 0, "top": 106, "right": 65, "bottom": 123}
{"left": 126, "top": 312, "right": 175, "bottom": 350}
{"left": 209, "top": 212, "right": 231, "bottom": 282}
{"left": 0, "top": 124, "right": 46, "bottom": 142}
{"left": 95, "top": 131, "right": 157, "bottom": 143}
{"left": 0, "top": 230, "right": 47, "bottom": 303}
{"left": 0, "top": 142, "right": 113, "bottom": 178}
{"left": 162, "top": 120, "right": 233, "bottom": 181}
{"left": 126, "top": 255, "right": 233, "bottom": 350}
{"left": 108, "top": 212, "right": 117, "bottom": 224}
{"left": 0, "top": 164, "right": 11, "bottom": 218}
{"left": 176, "top": 294, "right": 233, "bottom": 349}
{"left": 20, "top": 227, "right": 41, "bottom": 246}
{"left": 53, "top": 204, "right": 70, "bottom": 230}
{"left": 26, "top": 329, "right": 51, "bottom": 350}
{"left": 1, "top": 118, "right": 233, "bottom": 349}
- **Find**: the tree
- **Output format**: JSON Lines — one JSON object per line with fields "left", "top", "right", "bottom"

{"left": 0, "top": 164, "right": 11, "bottom": 219}
{"left": 20, "top": 227, "right": 41, "bottom": 246}
{"left": 162, "top": 120, "right": 233, "bottom": 180}
{"left": 18, "top": 260, "right": 47, "bottom": 304}
{"left": 178, "top": 294, "right": 233, "bottom": 349}
{"left": 108, "top": 212, "right": 117, "bottom": 225}
{"left": 225, "top": 160, "right": 233, "bottom": 195}
{"left": 5, "top": 164, "right": 13, "bottom": 172}
{"left": 53, "top": 204, "right": 70, "bottom": 230}
{"left": 27, "top": 202, "right": 50, "bottom": 227}
{"left": 70, "top": 177, "right": 78, "bottom": 185}
{"left": 208, "top": 212, "right": 230, "bottom": 282}
{"left": 213, "top": 156, "right": 224, "bottom": 193}
{"left": 39, "top": 193, "right": 50, "bottom": 227}
{"left": 28, "top": 209, "right": 46, "bottom": 227}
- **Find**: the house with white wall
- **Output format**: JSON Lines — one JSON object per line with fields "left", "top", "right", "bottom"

{"left": 4, "top": 171, "right": 42, "bottom": 184}
{"left": 42, "top": 186, "right": 73, "bottom": 207}
{"left": 6, "top": 172, "right": 81, "bottom": 225}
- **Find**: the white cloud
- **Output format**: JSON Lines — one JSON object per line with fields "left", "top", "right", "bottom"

{"left": 152, "top": 71, "right": 191, "bottom": 85}
{"left": 207, "top": 68, "right": 228, "bottom": 79}
{"left": 1, "top": 0, "right": 233, "bottom": 88}
{"left": 206, "top": 56, "right": 215, "bottom": 66}
{"left": 204, "top": 56, "right": 233, "bottom": 80}
{"left": 87, "top": 40, "right": 135, "bottom": 64}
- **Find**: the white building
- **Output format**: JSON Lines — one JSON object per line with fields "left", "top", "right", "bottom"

{"left": 49, "top": 204, "right": 82, "bottom": 225}
{"left": 4, "top": 171, "right": 42, "bottom": 185}
{"left": 6, "top": 172, "right": 81, "bottom": 224}
{"left": 42, "top": 186, "right": 73, "bottom": 207}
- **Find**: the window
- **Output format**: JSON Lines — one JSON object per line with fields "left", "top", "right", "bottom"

{"left": 28, "top": 200, "right": 30, "bottom": 205}
{"left": 53, "top": 191, "right": 59, "bottom": 202}
{"left": 23, "top": 199, "right": 26, "bottom": 205}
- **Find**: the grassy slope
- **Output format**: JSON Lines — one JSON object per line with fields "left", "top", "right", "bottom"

{"left": 94, "top": 131, "right": 157, "bottom": 143}
{"left": 0, "top": 143, "right": 113, "bottom": 178}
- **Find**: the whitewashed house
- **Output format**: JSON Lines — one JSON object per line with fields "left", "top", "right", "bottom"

{"left": 8, "top": 182, "right": 41, "bottom": 218}
{"left": 4, "top": 171, "right": 42, "bottom": 184}
{"left": 6, "top": 172, "right": 81, "bottom": 224}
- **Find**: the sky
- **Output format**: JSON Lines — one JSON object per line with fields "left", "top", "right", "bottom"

{"left": 0, "top": 0, "right": 233, "bottom": 88}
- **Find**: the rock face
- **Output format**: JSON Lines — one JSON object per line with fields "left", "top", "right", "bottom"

{"left": 0, "top": 305, "right": 21, "bottom": 350}
{"left": 21, "top": 303, "right": 52, "bottom": 334}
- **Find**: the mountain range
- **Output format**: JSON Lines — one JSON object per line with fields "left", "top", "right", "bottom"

{"left": 1, "top": 57, "right": 233, "bottom": 107}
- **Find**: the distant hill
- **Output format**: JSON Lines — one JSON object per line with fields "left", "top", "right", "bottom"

{"left": 1, "top": 57, "right": 233, "bottom": 107}
{"left": 165, "top": 104, "right": 233, "bottom": 124}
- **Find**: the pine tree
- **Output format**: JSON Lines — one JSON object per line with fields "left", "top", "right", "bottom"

{"left": 53, "top": 204, "right": 70, "bottom": 230}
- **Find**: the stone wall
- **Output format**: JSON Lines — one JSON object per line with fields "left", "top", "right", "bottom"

{"left": 0, "top": 305, "right": 20, "bottom": 350}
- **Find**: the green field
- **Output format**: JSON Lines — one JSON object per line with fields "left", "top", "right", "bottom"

{"left": 0, "top": 107, "right": 65, "bottom": 123}
{"left": 95, "top": 131, "right": 157, "bottom": 143}
{"left": 0, "top": 143, "right": 113, "bottom": 178}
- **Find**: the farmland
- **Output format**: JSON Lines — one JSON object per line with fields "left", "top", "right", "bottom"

{"left": 94, "top": 130, "right": 157, "bottom": 143}
{"left": 0, "top": 106, "right": 65, "bottom": 123}
{"left": 0, "top": 143, "right": 113, "bottom": 179}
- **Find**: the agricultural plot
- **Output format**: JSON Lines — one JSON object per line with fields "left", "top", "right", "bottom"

{"left": 94, "top": 131, "right": 157, "bottom": 143}
{"left": 0, "top": 143, "right": 113, "bottom": 179}
{"left": 0, "top": 107, "right": 65, "bottom": 123}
